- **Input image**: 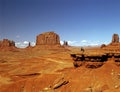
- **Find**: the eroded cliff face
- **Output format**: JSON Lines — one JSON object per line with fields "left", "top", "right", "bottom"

{"left": 112, "top": 34, "right": 119, "bottom": 43}
{"left": 36, "top": 32, "right": 60, "bottom": 46}
{"left": 0, "top": 39, "right": 15, "bottom": 47}
{"left": 0, "top": 39, "right": 16, "bottom": 51}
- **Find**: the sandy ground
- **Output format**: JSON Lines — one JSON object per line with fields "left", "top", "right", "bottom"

{"left": 0, "top": 46, "right": 120, "bottom": 92}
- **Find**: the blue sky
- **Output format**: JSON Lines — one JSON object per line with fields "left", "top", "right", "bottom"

{"left": 0, "top": 0, "right": 120, "bottom": 47}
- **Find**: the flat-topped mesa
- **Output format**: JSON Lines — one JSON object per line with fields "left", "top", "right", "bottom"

{"left": 0, "top": 39, "right": 15, "bottom": 47}
{"left": 36, "top": 31, "right": 60, "bottom": 46}
{"left": 112, "top": 33, "right": 119, "bottom": 43}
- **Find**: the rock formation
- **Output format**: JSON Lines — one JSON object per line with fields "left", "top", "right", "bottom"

{"left": 36, "top": 31, "right": 60, "bottom": 46}
{"left": 112, "top": 34, "right": 119, "bottom": 43}
{"left": 63, "top": 41, "right": 68, "bottom": 46}
{"left": 101, "top": 44, "right": 106, "bottom": 48}
{"left": 0, "top": 39, "right": 16, "bottom": 51}
{"left": 26, "top": 42, "right": 33, "bottom": 49}
{"left": 101, "top": 33, "right": 120, "bottom": 51}
{"left": 0, "top": 39, "right": 15, "bottom": 47}
{"left": 28, "top": 42, "right": 31, "bottom": 47}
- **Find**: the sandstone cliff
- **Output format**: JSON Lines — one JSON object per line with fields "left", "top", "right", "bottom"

{"left": 36, "top": 31, "right": 60, "bottom": 46}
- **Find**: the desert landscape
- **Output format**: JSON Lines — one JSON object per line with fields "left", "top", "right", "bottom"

{"left": 0, "top": 32, "right": 120, "bottom": 92}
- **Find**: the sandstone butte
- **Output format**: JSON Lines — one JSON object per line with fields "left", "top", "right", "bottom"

{"left": 34, "top": 31, "right": 69, "bottom": 50}
{"left": 36, "top": 31, "right": 60, "bottom": 46}
{"left": 102, "top": 33, "right": 120, "bottom": 51}
{"left": 0, "top": 32, "right": 120, "bottom": 92}
{"left": 0, "top": 32, "right": 67, "bottom": 51}
{"left": 0, "top": 39, "right": 15, "bottom": 47}
{"left": 0, "top": 39, "right": 17, "bottom": 51}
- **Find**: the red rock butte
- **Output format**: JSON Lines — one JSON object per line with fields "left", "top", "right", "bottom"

{"left": 0, "top": 39, "right": 15, "bottom": 47}
{"left": 35, "top": 31, "right": 64, "bottom": 50}
{"left": 112, "top": 33, "right": 119, "bottom": 43}
{"left": 36, "top": 31, "right": 60, "bottom": 46}
{"left": 0, "top": 39, "right": 16, "bottom": 51}
{"left": 1, "top": 33, "right": 120, "bottom": 92}
{"left": 101, "top": 33, "right": 120, "bottom": 51}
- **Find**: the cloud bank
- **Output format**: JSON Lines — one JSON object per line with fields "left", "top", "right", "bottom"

{"left": 15, "top": 41, "right": 35, "bottom": 48}
{"left": 62, "top": 40, "right": 109, "bottom": 46}
{"left": 16, "top": 40, "right": 109, "bottom": 48}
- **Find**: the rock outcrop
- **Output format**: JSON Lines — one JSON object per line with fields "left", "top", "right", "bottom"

{"left": 112, "top": 34, "right": 119, "bottom": 43}
{"left": 101, "top": 33, "right": 120, "bottom": 51}
{"left": 26, "top": 42, "right": 32, "bottom": 49}
{"left": 0, "top": 39, "right": 15, "bottom": 47}
{"left": 35, "top": 32, "right": 69, "bottom": 51}
{"left": 0, "top": 39, "right": 16, "bottom": 51}
{"left": 63, "top": 41, "right": 68, "bottom": 46}
{"left": 36, "top": 31, "right": 60, "bottom": 46}
{"left": 101, "top": 44, "right": 106, "bottom": 48}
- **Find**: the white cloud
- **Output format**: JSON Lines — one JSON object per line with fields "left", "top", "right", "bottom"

{"left": 15, "top": 41, "right": 36, "bottom": 48}
{"left": 15, "top": 42, "right": 27, "bottom": 48}
{"left": 15, "top": 42, "right": 21, "bottom": 45}
{"left": 63, "top": 40, "right": 109, "bottom": 46}
{"left": 60, "top": 40, "right": 79, "bottom": 46}
{"left": 15, "top": 40, "right": 109, "bottom": 48}
{"left": 89, "top": 43, "right": 99, "bottom": 46}
{"left": 23, "top": 41, "right": 29, "bottom": 44}
{"left": 68, "top": 41, "right": 78, "bottom": 45}
{"left": 31, "top": 42, "right": 36, "bottom": 46}
{"left": 81, "top": 40, "right": 87, "bottom": 43}
{"left": 60, "top": 41, "right": 64, "bottom": 45}
{"left": 80, "top": 40, "right": 104, "bottom": 46}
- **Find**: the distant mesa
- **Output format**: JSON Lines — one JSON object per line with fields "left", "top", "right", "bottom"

{"left": 101, "top": 33, "right": 120, "bottom": 50}
{"left": 36, "top": 31, "right": 60, "bottom": 46}
{"left": 35, "top": 31, "right": 70, "bottom": 51}
{"left": 63, "top": 41, "right": 69, "bottom": 46}
{"left": 2, "top": 32, "right": 120, "bottom": 51}
{"left": 0, "top": 39, "right": 16, "bottom": 51}
{"left": 0, "top": 39, "right": 15, "bottom": 47}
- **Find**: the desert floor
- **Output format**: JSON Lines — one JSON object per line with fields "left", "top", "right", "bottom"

{"left": 0, "top": 46, "right": 120, "bottom": 92}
